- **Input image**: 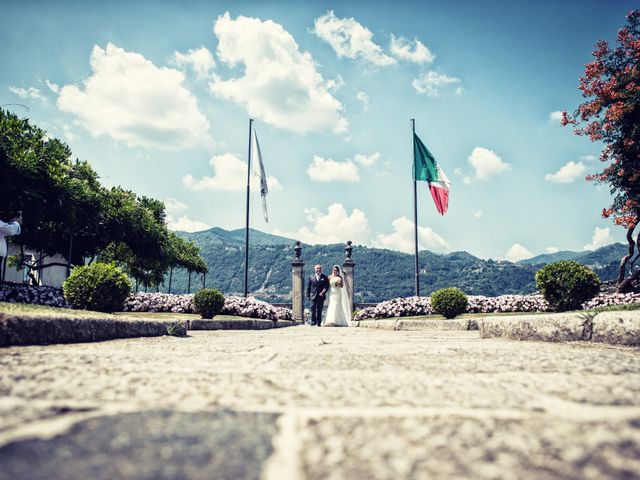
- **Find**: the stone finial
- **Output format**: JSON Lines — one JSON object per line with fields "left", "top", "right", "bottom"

{"left": 294, "top": 240, "right": 302, "bottom": 260}
{"left": 345, "top": 240, "right": 353, "bottom": 260}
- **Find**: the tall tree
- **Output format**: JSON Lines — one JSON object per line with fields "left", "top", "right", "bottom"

{"left": 563, "top": 10, "right": 640, "bottom": 292}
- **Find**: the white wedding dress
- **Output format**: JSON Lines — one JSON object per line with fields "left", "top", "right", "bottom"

{"left": 322, "top": 275, "right": 352, "bottom": 327}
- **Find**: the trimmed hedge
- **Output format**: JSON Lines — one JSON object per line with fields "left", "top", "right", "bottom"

{"left": 431, "top": 288, "right": 468, "bottom": 319}
{"left": 62, "top": 263, "right": 131, "bottom": 312}
{"left": 193, "top": 288, "right": 225, "bottom": 319}
{"left": 535, "top": 260, "right": 601, "bottom": 312}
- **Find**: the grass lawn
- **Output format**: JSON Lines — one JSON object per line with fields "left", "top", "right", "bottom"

{"left": 0, "top": 302, "right": 255, "bottom": 322}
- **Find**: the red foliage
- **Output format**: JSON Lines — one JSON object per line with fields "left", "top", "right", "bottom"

{"left": 564, "top": 10, "right": 640, "bottom": 229}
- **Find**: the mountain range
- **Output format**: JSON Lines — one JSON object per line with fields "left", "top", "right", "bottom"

{"left": 160, "top": 227, "right": 625, "bottom": 303}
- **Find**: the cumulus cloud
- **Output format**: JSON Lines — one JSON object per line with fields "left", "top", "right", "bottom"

{"left": 354, "top": 152, "right": 380, "bottom": 167}
{"left": 583, "top": 227, "right": 614, "bottom": 251}
{"left": 549, "top": 111, "right": 563, "bottom": 123}
{"left": 164, "top": 197, "right": 188, "bottom": 215}
{"left": 412, "top": 71, "right": 460, "bottom": 97}
{"left": 211, "top": 12, "right": 347, "bottom": 134}
{"left": 373, "top": 216, "right": 449, "bottom": 254}
{"left": 580, "top": 155, "right": 596, "bottom": 162}
{"left": 505, "top": 243, "right": 533, "bottom": 262}
{"left": 389, "top": 35, "right": 435, "bottom": 63}
{"left": 9, "top": 86, "right": 45, "bottom": 101}
{"left": 312, "top": 10, "right": 395, "bottom": 66}
{"left": 545, "top": 161, "right": 586, "bottom": 184}
{"left": 167, "top": 215, "right": 211, "bottom": 232}
{"left": 466, "top": 147, "right": 510, "bottom": 182}
{"left": 183, "top": 152, "right": 282, "bottom": 191}
{"left": 546, "top": 246, "right": 560, "bottom": 254}
{"left": 172, "top": 46, "right": 216, "bottom": 78}
{"left": 58, "top": 43, "right": 211, "bottom": 149}
{"left": 307, "top": 156, "right": 360, "bottom": 182}
{"left": 274, "top": 203, "right": 370, "bottom": 245}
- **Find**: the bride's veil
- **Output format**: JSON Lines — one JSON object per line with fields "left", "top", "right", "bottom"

{"left": 335, "top": 265, "right": 352, "bottom": 325}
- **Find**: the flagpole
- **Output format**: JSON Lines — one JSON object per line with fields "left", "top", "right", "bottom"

{"left": 411, "top": 118, "right": 420, "bottom": 296}
{"left": 244, "top": 118, "right": 254, "bottom": 298}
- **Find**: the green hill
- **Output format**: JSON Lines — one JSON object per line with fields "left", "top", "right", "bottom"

{"left": 158, "top": 228, "right": 624, "bottom": 303}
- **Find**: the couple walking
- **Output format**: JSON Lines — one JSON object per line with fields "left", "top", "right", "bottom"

{"left": 307, "top": 264, "right": 352, "bottom": 327}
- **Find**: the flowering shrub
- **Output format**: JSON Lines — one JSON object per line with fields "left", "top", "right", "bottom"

{"left": 0, "top": 283, "right": 69, "bottom": 307}
{"left": 122, "top": 291, "right": 297, "bottom": 321}
{"left": 583, "top": 292, "right": 640, "bottom": 309}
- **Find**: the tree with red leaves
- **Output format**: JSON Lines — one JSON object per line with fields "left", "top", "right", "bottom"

{"left": 563, "top": 10, "right": 640, "bottom": 292}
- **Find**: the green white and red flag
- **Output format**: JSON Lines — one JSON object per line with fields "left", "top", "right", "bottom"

{"left": 413, "top": 133, "right": 450, "bottom": 215}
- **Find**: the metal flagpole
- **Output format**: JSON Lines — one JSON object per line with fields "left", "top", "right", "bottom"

{"left": 411, "top": 118, "right": 420, "bottom": 296}
{"left": 243, "top": 118, "right": 254, "bottom": 298}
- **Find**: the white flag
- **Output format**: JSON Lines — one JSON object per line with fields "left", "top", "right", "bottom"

{"left": 252, "top": 128, "right": 269, "bottom": 223}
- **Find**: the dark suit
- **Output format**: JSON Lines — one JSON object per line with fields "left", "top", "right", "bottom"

{"left": 307, "top": 273, "right": 329, "bottom": 325}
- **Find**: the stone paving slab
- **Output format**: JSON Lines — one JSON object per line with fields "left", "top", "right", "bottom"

{"left": 592, "top": 310, "right": 640, "bottom": 345}
{"left": 479, "top": 311, "right": 640, "bottom": 345}
{"left": 0, "top": 313, "right": 185, "bottom": 347}
{"left": 0, "top": 410, "right": 279, "bottom": 480}
{"left": 0, "top": 327, "right": 638, "bottom": 479}
{"left": 190, "top": 319, "right": 296, "bottom": 330}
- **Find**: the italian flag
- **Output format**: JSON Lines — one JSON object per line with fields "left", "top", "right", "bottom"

{"left": 413, "top": 133, "right": 450, "bottom": 215}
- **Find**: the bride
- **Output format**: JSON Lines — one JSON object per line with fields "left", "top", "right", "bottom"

{"left": 322, "top": 265, "right": 352, "bottom": 327}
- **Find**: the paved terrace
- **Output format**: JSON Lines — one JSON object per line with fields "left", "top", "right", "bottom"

{"left": 0, "top": 326, "right": 639, "bottom": 479}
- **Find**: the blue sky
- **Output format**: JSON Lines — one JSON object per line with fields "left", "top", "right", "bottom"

{"left": 1, "top": 0, "right": 634, "bottom": 260}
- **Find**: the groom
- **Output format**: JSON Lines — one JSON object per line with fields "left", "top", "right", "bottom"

{"left": 307, "top": 264, "right": 329, "bottom": 326}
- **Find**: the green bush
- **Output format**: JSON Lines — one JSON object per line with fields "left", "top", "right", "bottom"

{"left": 431, "top": 288, "right": 468, "bottom": 319}
{"left": 63, "top": 263, "right": 131, "bottom": 312}
{"left": 193, "top": 288, "right": 225, "bottom": 319}
{"left": 535, "top": 260, "right": 601, "bottom": 312}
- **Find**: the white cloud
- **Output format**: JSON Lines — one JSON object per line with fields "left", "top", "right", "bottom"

{"left": 546, "top": 246, "right": 559, "bottom": 254}
{"left": 467, "top": 147, "right": 510, "bottom": 181}
{"left": 545, "top": 161, "right": 586, "bottom": 184}
{"left": 167, "top": 215, "right": 211, "bottom": 232}
{"left": 9, "top": 86, "right": 45, "bottom": 101}
{"left": 164, "top": 197, "right": 188, "bottom": 215}
{"left": 45, "top": 80, "right": 60, "bottom": 94}
{"left": 356, "top": 91, "right": 369, "bottom": 110}
{"left": 354, "top": 152, "right": 380, "bottom": 167}
{"left": 549, "top": 111, "right": 563, "bottom": 123}
{"left": 183, "top": 152, "right": 282, "bottom": 192}
{"left": 307, "top": 156, "right": 360, "bottom": 182}
{"left": 211, "top": 12, "right": 347, "bottom": 134}
{"left": 274, "top": 203, "right": 370, "bottom": 245}
{"left": 455, "top": 87, "right": 464, "bottom": 96}
{"left": 312, "top": 10, "right": 395, "bottom": 66}
{"left": 580, "top": 155, "right": 596, "bottom": 162}
{"left": 58, "top": 43, "right": 211, "bottom": 149}
{"left": 172, "top": 46, "right": 216, "bottom": 78}
{"left": 412, "top": 71, "right": 460, "bottom": 97}
{"left": 389, "top": 35, "right": 435, "bottom": 63}
{"left": 61, "top": 123, "right": 79, "bottom": 142}
{"left": 473, "top": 210, "right": 483, "bottom": 219}
{"left": 373, "top": 216, "right": 449, "bottom": 254}
{"left": 583, "top": 227, "right": 614, "bottom": 251}
{"left": 505, "top": 243, "right": 533, "bottom": 262}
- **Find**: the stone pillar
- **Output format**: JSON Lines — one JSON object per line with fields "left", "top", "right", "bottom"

{"left": 342, "top": 240, "right": 355, "bottom": 309}
{"left": 291, "top": 241, "right": 305, "bottom": 323}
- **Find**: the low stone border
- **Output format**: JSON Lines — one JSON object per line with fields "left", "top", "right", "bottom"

{"left": 478, "top": 310, "right": 640, "bottom": 346}
{"left": 189, "top": 319, "right": 297, "bottom": 330}
{"left": 0, "top": 313, "right": 187, "bottom": 347}
{"left": 352, "top": 318, "right": 477, "bottom": 331}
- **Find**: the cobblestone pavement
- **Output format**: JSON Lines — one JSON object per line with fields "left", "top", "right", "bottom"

{"left": 0, "top": 326, "right": 639, "bottom": 479}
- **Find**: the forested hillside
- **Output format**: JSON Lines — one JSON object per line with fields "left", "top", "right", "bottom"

{"left": 160, "top": 228, "right": 626, "bottom": 303}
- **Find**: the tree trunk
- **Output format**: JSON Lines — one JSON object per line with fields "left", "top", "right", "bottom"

{"left": 618, "top": 266, "right": 640, "bottom": 293}
{"left": 618, "top": 225, "right": 636, "bottom": 284}
{"left": 168, "top": 266, "right": 173, "bottom": 294}
{"left": 188, "top": 271, "right": 192, "bottom": 294}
